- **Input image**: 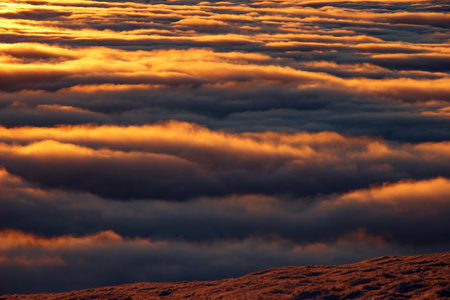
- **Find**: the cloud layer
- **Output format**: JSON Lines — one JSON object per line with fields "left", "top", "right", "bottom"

{"left": 1, "top": 0, "right": 449, "bottom": 141}
{"left": 1, "top": 167, "right": 449, "bottom": 294}
{"left": 1, "top": 122, "right": 450, "bottom": 200}
{"left": 0, "top": 0, "right": 449, "bottom": 295}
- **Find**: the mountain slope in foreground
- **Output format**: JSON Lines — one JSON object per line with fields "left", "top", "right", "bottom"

{"left": 2, "top": 252, "right": 449, "bottom": 300}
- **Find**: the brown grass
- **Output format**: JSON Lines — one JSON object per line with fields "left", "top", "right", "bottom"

{"left": 1, "top": 252, "right": 449, "bottom": 300}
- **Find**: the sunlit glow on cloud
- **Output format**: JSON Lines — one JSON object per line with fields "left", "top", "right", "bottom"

{"left": 0, "top": 121, "right": 450, "bottom": 199}
{"left": 0, "top": 0, "right": 449, "bottom": 295}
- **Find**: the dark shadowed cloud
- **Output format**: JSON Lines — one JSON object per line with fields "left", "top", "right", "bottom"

{"left": 1, "top": 123, "right": 450, "bottom": 200}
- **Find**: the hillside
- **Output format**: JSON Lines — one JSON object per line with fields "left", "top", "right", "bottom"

{"left": 2, "top": 252, "right": 449, "bottom": 300}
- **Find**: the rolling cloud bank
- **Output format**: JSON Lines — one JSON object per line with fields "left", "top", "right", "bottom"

{"left": 0, "top": 0, "right": 449, "bottom": 294}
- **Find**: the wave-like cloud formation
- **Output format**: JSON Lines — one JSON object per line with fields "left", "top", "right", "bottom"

{"left": 1, "top": 0, "right": 450, "bottom": 141}
{"left": 0, "top": 123, "right": 449, "bottom": 294}
{"left": 1, "top": 122, "right": 450, "bottom": 200}
{"left": 0, "top": 167, "right": 449, "bottom": 294}
{"left": 0, "top": 0, "right": 449, "bottom": 295}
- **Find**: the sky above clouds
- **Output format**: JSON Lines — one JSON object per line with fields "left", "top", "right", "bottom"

{"left": 0, "top": 0, "right": 449, "bottom": 294}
